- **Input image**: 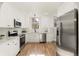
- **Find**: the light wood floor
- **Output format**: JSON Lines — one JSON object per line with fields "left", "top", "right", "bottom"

{"left": 18, "top": 43, "right": 56, "bottom": 56}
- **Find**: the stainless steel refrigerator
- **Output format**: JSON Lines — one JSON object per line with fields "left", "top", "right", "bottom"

{"left": 56, "top": 9, "right": 78, "bottom": 56}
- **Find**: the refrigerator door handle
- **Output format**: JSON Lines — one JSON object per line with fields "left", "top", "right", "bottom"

{"left": 59, "top": 22, "right": 63, "bottom": 46}
{"left": 74, "top": 21, "right": 76, "bottom": 35}
{"left": 74, "top": 20, "right": 78, "bottom": 56}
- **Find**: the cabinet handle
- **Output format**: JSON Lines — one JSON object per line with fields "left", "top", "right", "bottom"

{"left": 15, "top": 43, "right": 17, "bottom": 45}
{"left": 8, "top": 25, "right": 10, "bottom": 26}
{"left": 8, "top": 43, "right": 10, "bottom": 45}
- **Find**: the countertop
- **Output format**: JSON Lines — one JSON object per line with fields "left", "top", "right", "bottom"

{"left": 0, "top": 32, "right": 27, "bottom": 44}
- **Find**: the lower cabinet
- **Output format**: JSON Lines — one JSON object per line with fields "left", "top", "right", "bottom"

{"left": 0, "top": 37, "right": 20, "bottom": 56}
{"left": 26, "top": 33, "right": 40, "bottom": 43}
{"left": 0, "top": 42, "right": 10, "bottom": 56}
{"left": 10, "top": 37, "right": 20, "bottom": 56}
{"left": 46, "top": 33, "right": 56, "bottom": 42}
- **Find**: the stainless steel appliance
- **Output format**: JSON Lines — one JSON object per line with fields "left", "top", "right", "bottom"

{"left": 78, "top": 10, "right": 79, "bottom": 56}
{"left": 57, "top": 9, "right": 78, "bottom": 56}
{"left": 8, "top": 30, "right": 18, "bottom": 36}
{"left": 20, "top": 34, "right": 25, "bottom": 49}
{"left": 40, "top": 33, "right": 46, "bottom": 43}
{"left": 14, "top": 19, "right": 21, "bottom": 28}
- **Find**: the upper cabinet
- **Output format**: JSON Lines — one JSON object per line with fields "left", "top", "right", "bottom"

{"left": 0, "top": 3, "right": 15, "bottom": 28}
{"left": 21, "top": 19, "right": 27, "bottom": 28}
{"left": 0, "top": 3, "right": 27, "bottom": 28}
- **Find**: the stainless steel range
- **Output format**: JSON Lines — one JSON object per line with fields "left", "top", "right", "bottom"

{"left": 20, "top": 34, "right": 25, "bottom": 49}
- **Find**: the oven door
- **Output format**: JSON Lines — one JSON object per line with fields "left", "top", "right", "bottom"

{"left": 20, "top": 34, "right": 25, "bottom": 48}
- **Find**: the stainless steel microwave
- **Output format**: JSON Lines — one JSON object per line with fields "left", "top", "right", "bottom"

{"left": 14, "top": 19, "right": 21, "bottom": 28}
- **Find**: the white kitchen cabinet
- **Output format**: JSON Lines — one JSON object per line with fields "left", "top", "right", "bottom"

{"left": 46, "top": 28, "right": 56, "bottom": 42}
{"left": 0, "top": 13, "right": 14, "bottom": 28}
{"left": 6, "top": 17, "right": 14, "bottom": 28}
{"left": 26, "top": 33, "right": 34, "bottom": 42}
{"left": 47, "top": 33, "right": 54, "bottom": 42}
{"left": 21, "top": 19, "right": 26, "bottom": 28}
{"left": 0, "top": 42, "right": 10, "bottom": 56}
{"left": 47, "top": 33, "right": 56, "bottom": 42}
{"left": 0, "top": 37, "right": 20, "bottom": 56}
{"left": 34, "top": 33, "right": 40, "bottom": 42}
{"left": 26, "top": 33, "right": 40, "bottom": 43}
{"left": 0, "top": 4, "right": 14, "bottom": 28}
{"left": 10, "top": 37, "right": 20, "bottom": 56}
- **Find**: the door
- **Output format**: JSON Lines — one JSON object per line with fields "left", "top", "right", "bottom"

{"left": 61, "top": 21, "right": 76, "bottom": 52}
{"left": 57, "top": 9, "right": 78, "bottom": 56}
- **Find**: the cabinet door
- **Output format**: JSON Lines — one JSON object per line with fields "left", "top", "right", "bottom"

{"left": 30, "top": 33, "right": 34, "bottom": 42}
{"left": 21, "top": 19, "right": 26, "bottom": 28}
{"left": 9, "top": 37, "right": 20, "bottom": 56}
{"left": 0, "top": 42, "right": 11, "bottom": 56}
{"left": 12, "top": 38, "right": 20, "bottom": 56}
{"left": 0, "top": 9, "right": 7, "bottom": 27}
{"left": 26, "top": 34, "right": 30, "bottom": 42}
{"left": 7, "top": 17, "right": 14, "bottom": 28}
{"left": 7, "top": 41, "right": 15, "bottom": 56}
{"left": 26, "top": 34, "right": 33, "bottom": 42}
{"left": 26, "top": 34, "right": 28, "bottom": 42}
{"left": 0, "top": 43, "right": 7, "bottom": 56}
{"left": 47, "top": 33, "right": 54, "bottom": 42}
{"left": 0, "top": 5, "right": 14, "bottom": 28}
{"left": 26, "top": 33, "right": 40, "bottom": 42}
{"left": 34, "top": 33, "right": 40, "bottom": 42}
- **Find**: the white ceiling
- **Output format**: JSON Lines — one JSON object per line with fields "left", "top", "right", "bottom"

{"left": 1, "top": 2, "right": 63, "bottom": 16}
{"left": 10, "top": 2, "right": 63, "bottom": 16}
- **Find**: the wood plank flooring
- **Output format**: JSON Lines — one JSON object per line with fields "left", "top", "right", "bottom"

{"left": 18, "top": 43, "right": 56, "bottom": 56}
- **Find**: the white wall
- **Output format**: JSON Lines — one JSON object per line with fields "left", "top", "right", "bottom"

{"left": 57, "top": 2, "right": 77, "bottom": 17}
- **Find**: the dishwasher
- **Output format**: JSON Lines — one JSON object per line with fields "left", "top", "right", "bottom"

{"left": 40, "top": 33, "right": 46, "bottom": 43}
